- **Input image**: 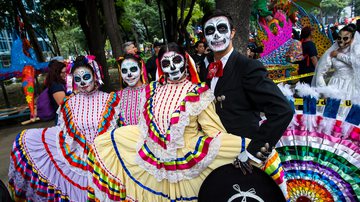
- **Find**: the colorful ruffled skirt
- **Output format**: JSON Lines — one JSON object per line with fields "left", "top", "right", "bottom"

{"left": 88, "top": 125, "right": 287, "bottom": 201}
{"left": 9, "top": 127, "right": 89, "bottom": 201}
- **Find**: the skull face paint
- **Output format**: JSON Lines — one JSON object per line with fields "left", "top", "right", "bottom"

{"left": 121, "top": 59, "right": 141, "bottom": 86}
{"left": 73, "top": 67, "right": 95, "bottom": 93}
{"left": 204, "top": 16, "right": 231, "bottom": 52}
{"left": 160, "top": 51, "right": 185, "bottom": 81}
{"left": 337, "top": 31, "right": 353, "bottom": 49}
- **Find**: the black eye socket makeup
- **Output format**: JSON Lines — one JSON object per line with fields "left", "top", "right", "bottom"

{"left": 121, "top": 69, "right": 128, "bottom": 74}
{"left": 205, "top": 26, "right": 215, "bottom": 36}
{"left": 161, "top": 60, "right": 171, "bottom": 68}
{"left": 173, "top": 56, "right": 183, "bottom": 64}
{"left": 130, "top": 66, "right": 138, "bottom": 72}
{"left": 83, "top": 74, "right": 91, "bottom": 80}
{"left": 217, "top": 24, "right": 229, "bottom": 34}
{"left": 338, "top": 37, "right": 350, "bottom": 41}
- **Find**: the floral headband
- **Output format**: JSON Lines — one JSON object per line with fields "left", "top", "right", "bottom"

{"left": 65, "top": 55, "right": 104, "bottom": 94}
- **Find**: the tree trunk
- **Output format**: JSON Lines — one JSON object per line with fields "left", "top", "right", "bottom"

{"left": 50, "top": 26, "right": 61, "bottom": 56}
{"left": 183, "top": 0, "right": 196, "bottom": 50}
{"left": 177, "top": 0, "right": 186, "bottom": 44}
{"left": 101, "top": 0, "right": 124, "bottom": 58}
{"left": 131, "top": 24, "right": 140, "bottom": 47}
{"left": 15, "top": 0, "right": 45, "bottom": 62}
{"left": 142, "top": 19, "right": 150, "bottom": 41}
{"left": 162, "top": 0, "right": 178, "bottom": 42}
{"left": 216, "top": 0, "right": 252, "bottom": 55}
{"left": 75, "top": 0, "right": 111, "bottom": 92}
{"left": 119, "top": 23, "right": 130, "bottom": 41}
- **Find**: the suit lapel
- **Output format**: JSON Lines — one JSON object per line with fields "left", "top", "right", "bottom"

{"left": 214, "top": 51, "right": 237, "bottom": 95}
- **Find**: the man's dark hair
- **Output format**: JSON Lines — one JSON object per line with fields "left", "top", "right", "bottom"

{"left": 356, "top": 19, "right": 360, "bottom": 33}
{"left": 194, "top": 41, "right": 205, "bottom": 49}
{"left": 300, "top": 26, "right": 312, "bottom": 40}
{"left": 201, "top": 9, "right": 234, "bottom": 31}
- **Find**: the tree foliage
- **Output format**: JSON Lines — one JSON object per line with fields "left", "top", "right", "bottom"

{"left": 320, "top": 0, "right": 351, "bottom": 19}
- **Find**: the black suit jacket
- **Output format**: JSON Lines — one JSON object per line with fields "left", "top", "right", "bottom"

{"left": 145, "top": 55, "right": 158, "bottom": 82}
{"left": 201, "top": 50, "right": 293, "bottom": 157}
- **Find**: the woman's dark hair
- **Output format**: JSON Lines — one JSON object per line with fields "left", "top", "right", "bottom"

{"left": 117, "top": 54, "right": 142, "bottom": 69}
{"left": 201, "top": 9, "right": 234, "bottom": 31}
{"left": 45, "top": 60, "right": 66, "bottom": 87}
{"left": 71, "top": 55, "right": 94, "bottom": 74}
{"left": 158, "top": 42, "right": 197, "bottom": 84}
{"left": 340, "top": 24, "right": 356, "bottom": 38}
{"left": 158, "top": 42, "right": 186, "bottom": 61}
{"left": 117, "top": 54, "right": 144, "bottom": 89}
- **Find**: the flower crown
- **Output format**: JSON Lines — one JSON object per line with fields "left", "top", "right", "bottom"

{"left": 65, "top": 55, "right": 104, "bottom": 94}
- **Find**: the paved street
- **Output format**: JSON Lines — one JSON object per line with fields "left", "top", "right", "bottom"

{"left": 0, "top": 119, "right": 53, "bottom": 189}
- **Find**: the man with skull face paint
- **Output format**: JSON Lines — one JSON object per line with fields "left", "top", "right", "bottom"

{"left": 313, "top": 25, "right": 360, "bottom": 99}
{"left": 87, "top": 42, "right": 268, "bottom": 201}
{"left": 8, "top": 55, "right": 121, "bottom": 201}
{"left": 200, "top": 10, "right": 293, "bottom": 197}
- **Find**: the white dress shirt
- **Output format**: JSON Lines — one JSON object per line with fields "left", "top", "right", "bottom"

{"left": 204, "top": 48, "right": 234, "bottom": 90}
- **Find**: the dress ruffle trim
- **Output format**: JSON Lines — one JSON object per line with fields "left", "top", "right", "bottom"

{"left": 139, "top": 82, "right": 214, "bottom": 160}
{"left": 277, "top": 113, "right": 360, "bottom": 200}
{"left": 9, "top": 130, "right": 71, "bottom": 201}
{"left": 87, "top": 146, "right": 127, "bottom": 202}
{"left": 136, "top": 134, "right": 221, "bottom": 183}
{"left": 56, "top": 92, "right": 120, "bottom": 175}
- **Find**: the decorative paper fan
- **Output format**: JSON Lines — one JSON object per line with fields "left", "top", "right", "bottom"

{"left": 276, "top": 84, "right": 360, "bottom": 201}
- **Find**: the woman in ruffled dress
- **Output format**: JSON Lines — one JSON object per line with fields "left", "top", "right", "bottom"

{"left": 8, "top": 55, "right": 121, "bottom": 201}
{"left": 116, "top": 54, "right": 148, "bottom": 126}
{"left": 87, "top": 42, "right": 285, "bottom": 201}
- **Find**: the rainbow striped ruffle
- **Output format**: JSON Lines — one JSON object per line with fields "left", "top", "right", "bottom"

{"left": 143, "top": 82, "right": 208, "bottom": 150}
{"left": 277, "top": 113, "right": 360, "bottom": 201}
{"left": 59, "top": 92, "right": 119, "bottom": 171}
{"left": 9, "top": 92, "right": 120, "bottom": 201}
{"left": 9, "top": 130, "right": 71, "bottom": 201}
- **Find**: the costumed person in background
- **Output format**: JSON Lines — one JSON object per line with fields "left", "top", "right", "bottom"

{"left": 199, "top": 9, "right": 293, "bottom": 198}
{"left": 117, "top": 54, "right": 148, "bottom": 126}
{"left": 299, "top": 26, "right": 318, "bottom": 84}
{"left": 8, "top": 55, "right": 120, "bottom": 201}
{"left": 122, "top": 41, "right": 149, "bottom": 83}
{"left": 123, "top": 41, "right": 139, "bottom": 55}
{"left": 145, "top": 41, "right": 162, "bottom": 81}
{"left": 44, "top": 59, "right": 67, "bottom": 124}
{"left": 87, "top": 42, "right": 286, "bottom": 201}
{"left": 312, "top": 25, "right": 360, "bottom": 100}
{"left": 191, "top": 40, "right": 207, "bottom": 72}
